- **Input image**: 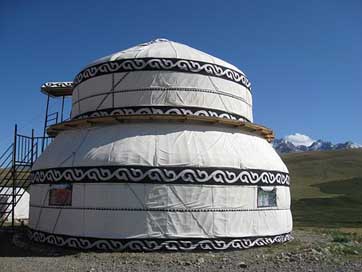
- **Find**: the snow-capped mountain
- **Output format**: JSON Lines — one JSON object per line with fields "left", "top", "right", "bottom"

{"left": 273, "top": 133, "right": 362, "bottom": 153}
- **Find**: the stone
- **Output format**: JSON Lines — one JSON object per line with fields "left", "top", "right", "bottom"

{"left": 237, "top": 261, "right": 247, "bottom": 268}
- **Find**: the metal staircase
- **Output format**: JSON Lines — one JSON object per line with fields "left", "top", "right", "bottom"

{"left": 0, "top": 125, "right": 51, "bottom": 227}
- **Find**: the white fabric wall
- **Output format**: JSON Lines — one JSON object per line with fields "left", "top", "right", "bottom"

{"left": 72, "top": 71, "right": 252, "bottom": 121}
{"left": 29, "top": 183, "right": 292, "bottom": 238}
{"left": 33, "top": 123, "right": 286, "bottom": 172}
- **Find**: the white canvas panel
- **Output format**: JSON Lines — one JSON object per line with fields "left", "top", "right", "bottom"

{"left": 144, "top": 185, "right": 213, "bottom": 209}
{"left": 166, "top": 212, "right": 214, "bottom": 237}
{"left": 78, "top": 95, "right": 108, "bottom": 115}
{"left": 169, "top": 40, "right": 242, "bottom": 72}
{"left": 113, "top": 71, "right": 162, "bottom": 91}
{"left": 30, "top": 184, "right": 50, "bottom": 206}
{"left": 94, "top": 95, "right": 113, "bottom": 111}
{"left": 83, "top": 183, "right": 144, "bottom": 208}
{"left": 77, "top": 74, "right": 113, "bottom": 100}
{"left": 168, "top": 185, "right": 213, "bottom": 209}
{"left": 213, "top": 186, "right": 256, "bottom": 209}
{"left": 71, "top": 126, "right": 156, "bottom": 167}
{"left": 207, "top": 209, "right": 292, "bottom": 237}
{"left": 33, "top": 128, "right": 89, "bottom": 169}
{"left": 225, "top": 209, "right": 292, "bottom": 237}
{"left": 29, "top": 200, "right": 291, "bottom": 238}
{"left": 29, "top": 207, "right": 61, "bottom": 233}
{"left": 71, "top": 184, "right": 85, "bottom": 207}
{"left": 29, "top": 206, "right": 40, "bottom": 228}
{"left": 52, "top": 209, "right": 84, "bottom": 236}
{"left": 73, "top": 70, "right": 252, "bottom": 121}
{"left": 277, "top": 187, "right": 291, "bottom": 209}
{"left": 146, "top": 211, "right": 167, "bottom": 238}
{"left": 47, "top": 208, "right": 290, "bottom": 238}
{"left": 33, "top": 123, "right": 288, "bottom": 173}
{"left": 111, "top": 71, "right": 249, "bottom": 100}
{"left": 83, "top": 210, "right": 148, "bottom": 238}
{"left": 76, "top": 86, "right": 252, "bottom": 121}
{"left": 29, "top": 183, "right": 289, "bottom": 212}
{"left": 144, "top": 185, "right": 169, "bottom": 208}
{"left": 71, "top": 86, "right": 80, "bottom": 117}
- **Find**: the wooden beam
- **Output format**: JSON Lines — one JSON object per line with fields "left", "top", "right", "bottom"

{"left": 46, "top": 114, "right": 274, "bottom": 141}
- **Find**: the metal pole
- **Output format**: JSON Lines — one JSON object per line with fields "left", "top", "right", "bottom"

{"left": 31, "top": 129, "right": 34, "bottom": 165}
{"left": 61, "top": 96, "right": 65, "bottom": 122}
{"left": 11, "top": 124, "right": 17, "bottom": 228}
{"left": 42, "top": 95, "right": 50, "bottom": 152}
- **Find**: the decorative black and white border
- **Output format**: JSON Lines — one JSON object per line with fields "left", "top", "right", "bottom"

{"left": 41, "top": 81, "right": 73, "bottom": 90}
{"left": 31, "top": 166, "right": 290, "bottom": 186}
{"left": 74, "top": 58, "right": 251, "bottom": 90}
{"left": 72, "top": 106, "right": 250, "bottom": 122}
{"left": 28, "top": 228, "right": 292, "bottom": 251}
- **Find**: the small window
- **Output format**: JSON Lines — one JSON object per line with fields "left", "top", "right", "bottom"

{"left": 257, "top": 187, "right": 277, "bottom": 208}
{"left": 49, "top": 184, "right": 72, "bottom": 206}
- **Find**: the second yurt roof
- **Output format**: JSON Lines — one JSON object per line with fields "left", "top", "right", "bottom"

{"left": 71, "top": 39, "right": 253, "bottom": 122}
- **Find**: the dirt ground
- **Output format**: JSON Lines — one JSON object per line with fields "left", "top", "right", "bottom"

{"left": 0, "top": 227, "right": 361, "bottom": 272}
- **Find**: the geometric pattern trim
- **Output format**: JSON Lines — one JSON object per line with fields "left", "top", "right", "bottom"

{"left": 73, "top": 58, "right": 251, "bottom": 90}
{"left": 72, "top": 106, "right": 250, "bottom": 122}
{"left": 28, "top": 228, "right": 292, "bottom": 251}
{"left": 41, "top": 81, "right": 73, "bottom": 89}
{"left": 31, "top": 166, "right": 290, "bottom": 186}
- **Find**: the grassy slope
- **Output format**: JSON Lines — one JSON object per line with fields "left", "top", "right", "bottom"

{"left": 282, "top": 149, "right": 362, "bottom": 228}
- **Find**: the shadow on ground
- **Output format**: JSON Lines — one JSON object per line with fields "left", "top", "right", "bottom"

{"left": 0, "top": 227, "right": 78, "bottom": 257}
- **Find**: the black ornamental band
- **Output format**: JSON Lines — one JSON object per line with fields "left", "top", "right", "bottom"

{"left": 28, "top": 228, "right": 292, "bottom": 251}
{"left": 72, "top": 106, "right": 251, "bottom": 122}
{"left": 31, "top": 166, "right": 290, "bottom": 186}
{"left": 73, "top": 58, "right": 251, "bottom": 90}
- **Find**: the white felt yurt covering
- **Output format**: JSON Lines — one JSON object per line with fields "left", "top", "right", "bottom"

{"left": 28, "top": 39, "right": 292, "bottom": 251}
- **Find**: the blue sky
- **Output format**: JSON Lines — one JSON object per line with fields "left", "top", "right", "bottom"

{"left": 0, "top": 0, "right": 361, "bottom": 149}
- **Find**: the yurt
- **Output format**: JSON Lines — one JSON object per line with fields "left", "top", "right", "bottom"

{"left": 28, "top": 39, "right": 292, "bottom": 251}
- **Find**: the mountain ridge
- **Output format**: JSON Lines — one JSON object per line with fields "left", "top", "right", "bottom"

{"left": 273, "top": 137, "right": 362, "bottom": 153}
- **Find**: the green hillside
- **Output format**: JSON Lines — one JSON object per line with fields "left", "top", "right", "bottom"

{"left": 283, "top": 149, "right": 362, "bottom": 228}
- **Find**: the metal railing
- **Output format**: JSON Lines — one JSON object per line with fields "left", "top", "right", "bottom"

{"left": 0, "top": 125, "right": 52, "bottom": 227}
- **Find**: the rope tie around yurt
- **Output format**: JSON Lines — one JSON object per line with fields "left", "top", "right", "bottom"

{"left": 94, "top": 72, "right": 130, "bottom": 111}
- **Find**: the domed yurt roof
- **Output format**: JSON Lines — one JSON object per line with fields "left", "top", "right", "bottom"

{"left": 86, "top": 38, "right": 247, "bottom": 77}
